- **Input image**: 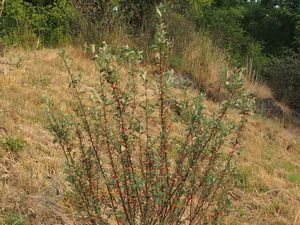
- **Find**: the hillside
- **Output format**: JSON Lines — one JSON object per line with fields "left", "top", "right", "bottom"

{"left": 0, "top": 47, "right": 299, "bottom": 225}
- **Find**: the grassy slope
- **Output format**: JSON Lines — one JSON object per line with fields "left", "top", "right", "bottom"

{"left": 0, "top": 48, "right": 299, "bottom": 225}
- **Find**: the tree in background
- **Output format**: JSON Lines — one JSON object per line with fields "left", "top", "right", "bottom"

{"left": 243, "top": 0, "right": 300, "bottom": 55}
{"left": 195, "top": 0, "right": 300, "bottom": 112}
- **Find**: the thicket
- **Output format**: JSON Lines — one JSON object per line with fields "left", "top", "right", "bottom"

{"left": 0, "top": 0, "right": 78, "bottom": 47}
{"left": 46, "top": 6, "right": 253, "bottom": 224}
{"left": 197, "top": 0, "right": 300, "bottom": 112}
{"left": 264, "top": 55, "right": 300, "bottom": 112}
{"left": 0, "top": 0, "right": 164, "bottom": 47}
{"left": 199, "top": 0, "right": 300, "bottom": 66}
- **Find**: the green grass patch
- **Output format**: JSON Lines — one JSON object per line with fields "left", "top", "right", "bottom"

{"left": 286, "top": 173, "right": 300, "bottom": 184}
{"left": 281, "top": 161, "right": 298, "bottom": 172}
{"left": 1, "top": 136, "right": 27, "bottom": 154}
{"left": 4, "top": 212, "right": 27, "bottom": 225}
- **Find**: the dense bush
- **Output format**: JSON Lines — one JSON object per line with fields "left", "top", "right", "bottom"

{"left": 172, "top": 0, "right": 213, "bottom": 19}
{"left": 263, "top": 55, "right": 300, "bottom": 112}
{"left": 200, "top": 3, "right": 269, "bottom": 71}
{"left": 46, "top": 6, "right": 253, "bottom": 224}
{"left": 194, "top": 0, "right": 300, "bottom": 111}
{"left": 0, "top": 0, "right": 78, "bottom": 47}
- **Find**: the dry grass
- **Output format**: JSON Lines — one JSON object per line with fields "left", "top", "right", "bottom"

{"left": 225, "top": 115, "right": 300, "bottom": 225}
{"left": 245, "top": 79, "right": 293, "bottom": 116}
{"left": 245, "top": 80, "right": 273, "bottom": 99}
{"left": 165, "top": 11, "right": 229, "bottom": 94}
{"left": 180, "top": 34, "right": 228, "bottom": 90}
{"left": 0, "top": 47, "right": 299, "bottom": 225}
{"left": 0, "top": 47, "right": 96, "bottom": 225}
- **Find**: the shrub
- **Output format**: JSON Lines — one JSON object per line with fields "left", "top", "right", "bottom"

{"left": 46, "top": 5, "right": 253, "bottom": 224}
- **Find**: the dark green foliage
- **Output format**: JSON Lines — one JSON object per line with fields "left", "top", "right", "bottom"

{"left": 196, "top": 0, "right": 300, "bottom": 112}
{"left": 119, "top": 0, "right": 161, "bottom": 30}
{"left": 199, "top": 1, "right": 264, "bottom": 69}
{"left": 202, "top": 0, "right": 300, "bottom": 57}
{"left": 243, "top": 1, "right": 300, "bottom": 56}
{"left": 263, "top": 55, "right": 300, "bottom": 112}
{"left": 203, "top": 6, "right": 247, "bottom": 56}
{"left": 0, "top": 0, "right": 78, "bottom": 47}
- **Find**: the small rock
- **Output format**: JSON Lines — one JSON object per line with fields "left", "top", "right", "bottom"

{"left": 255, "top": 97, "right": 284, "bottom": 119}
{"left": 0, "top": 126, "right": 7, "bottom": 137}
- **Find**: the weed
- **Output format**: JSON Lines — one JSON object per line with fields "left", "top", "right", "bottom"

{"left": 1, "top": 136, "right": 27, "bottom": 154}
{"left": 286, "top": 174, "right": 300, "bottom": 184}
{"left": 4, "top": 212, "right": 27, "bottom": 225}
{"left": 233, "top": 168, "right": 248, "bottom": 188}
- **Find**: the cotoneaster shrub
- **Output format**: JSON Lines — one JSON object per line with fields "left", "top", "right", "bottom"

{"left": 46, "top": 5, "right": 253, "bottom": 225}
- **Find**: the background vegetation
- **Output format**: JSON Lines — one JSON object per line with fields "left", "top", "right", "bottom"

{"left": 1, "top": 0, "right": 299, "bottom": 112}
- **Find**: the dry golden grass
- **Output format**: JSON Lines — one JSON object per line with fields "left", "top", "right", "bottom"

{"left": 225, "top": 116, "right": 300, "bottom": 225}
{"left": 0, "top": 47, "right": 95, "bottom": 225}
{"left": 165, "top": 11, "right": 228, "bottom": 95}
{"left": 245, "top": 80, "right": 273, "bottom": 99}
{"left": 0, "top": 47, "right": 299, "bottom": 225}
{"left": 180, "top": 34, "right": 228, "bottom": 90}
{"left": 245, "top": 79, "right": 292, "bottom": 116}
